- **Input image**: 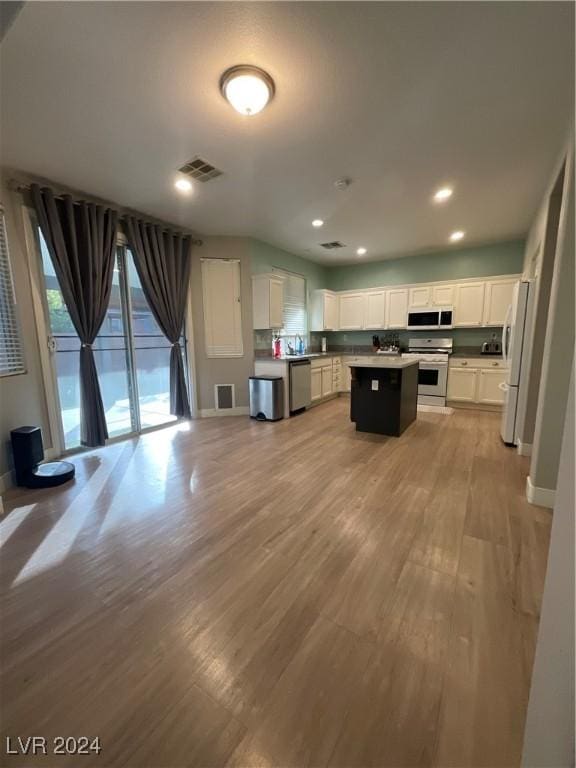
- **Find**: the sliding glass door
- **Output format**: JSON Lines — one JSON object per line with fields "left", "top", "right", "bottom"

{"left": 39, "top": 235, "right": 188, "bottom": 451}
{"left": 126, "top": 251, "right": 184, "bottom": 430}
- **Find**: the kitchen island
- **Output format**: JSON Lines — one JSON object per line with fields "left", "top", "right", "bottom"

{"left": 347, "top": 359, "right": 419, "bottom": 437}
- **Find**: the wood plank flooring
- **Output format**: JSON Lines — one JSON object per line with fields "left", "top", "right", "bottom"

{"left": 0, "top": 399, "right": 551, "bottom": 767}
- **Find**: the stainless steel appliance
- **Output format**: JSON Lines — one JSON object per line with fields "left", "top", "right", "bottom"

{"left": 249, "top": 376, "right": 284, "bottom": 421}
{"left": 289, "top": 358, "right": 312, "bottom": 412}
{"left": 402, "top": 338, "right": 453, "bottom": 406}
{"left": 482, "top": 339, "right": 502, "bottom": 355}
{"left": 407, "top": 308, "right": 453, "bottom": 330}
{"left": 501, "top": 280, "right": 534, "bottom": 445}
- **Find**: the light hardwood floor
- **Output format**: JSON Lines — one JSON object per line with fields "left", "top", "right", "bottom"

{"left": 0, "top": 399, "right": 551, "bottom": 767}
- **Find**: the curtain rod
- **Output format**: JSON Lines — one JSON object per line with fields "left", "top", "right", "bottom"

{"left": 12, "top": 182, "right": 203, "bottom": 246}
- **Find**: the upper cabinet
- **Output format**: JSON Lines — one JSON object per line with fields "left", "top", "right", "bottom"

{"left": 409, "top": 286, "right": 430, "bottom": 308}
{"left": 311, "top": 290, "right": 338, "bottom": 331}
{"left": 363, "top": 291, "right": 386, "bottom": 329}
{"left": 431, "top": 284, "right": 455, "bottom": 307}
{"left": 339, "top": 293, "right": 364, "bottom": 330}
{"left": 385, "top": 288, "right": 409, "bottom": 329}
{"left": 252, "top": 273, "right": 284, "bottom": 330}
{"left": 453, "top": 282, "right": 486, "bottom": 327}
{"left": 483, "top": 279, "right": 516, "bottom": 326}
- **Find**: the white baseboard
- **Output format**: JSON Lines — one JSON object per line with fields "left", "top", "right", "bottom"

{"left": 199, "top": 406, "right": 250, "bottom": 418}
{"left": 526, "top": 475, "right": 556, "bottom": 508}
{"left": 517, "top": 440, "right": 532, "bottom": 457}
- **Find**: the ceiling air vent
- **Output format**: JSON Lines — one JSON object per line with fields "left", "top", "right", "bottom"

{"left": 320, "top": 241, "right": 346, "bottom": 250}
{"left": 178, "top": 156, "right": 223, "bottom": 182}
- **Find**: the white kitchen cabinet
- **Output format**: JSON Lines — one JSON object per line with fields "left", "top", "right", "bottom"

{"left": 483, "top": 279, "right": 516, "bottom": 327}
{"left": 385, "top": 289, "right": 409, "bottom": 329}
{"left": 447, "top": 367, "right": 478, "bottom": 402}
{"left": 321, "top": 365, "right": 333, "bottom": 397}
{"left": 311, "top": 290, "right": 338, "bottom": 331}
{"left": 251, "top": 273, "right": 284, "bottom": 330}
{"left": 409, "top": 286, "right": 430, "bottom": 308}
{"left": 477, "top": 369, "right": 507, "bottom": 405}
{"left": 311, "top": 368, "right": 322, "bottom": 401}
{"left": 363, "top": 291, "right": 386, "bottom": 329}
{"left": 432, "top": 284, "right": 455, "bottom": 307}
{"left": 454, "top": 282, "right": 486, "bottom": 327}
{"left": 339, "top": 293, "right": 364, "bottom": 330}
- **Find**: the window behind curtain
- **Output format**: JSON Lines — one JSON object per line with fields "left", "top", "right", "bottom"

{"left": 0, "top": 209, "right": 25, "bottom": 377}
{"left": 273, "top": 268, "right": 306, "bottom": 336}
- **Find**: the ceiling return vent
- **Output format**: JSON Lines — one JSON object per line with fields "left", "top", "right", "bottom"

{"left": 320, "top": 241, "right": 346, "bottom": 249}
{"left": 178, "top": 156, "right": 223, "bottom": 182}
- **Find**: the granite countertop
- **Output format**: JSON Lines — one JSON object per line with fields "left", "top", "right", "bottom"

{"left": 345, "top": 358, "right": 418, "bottom": 369}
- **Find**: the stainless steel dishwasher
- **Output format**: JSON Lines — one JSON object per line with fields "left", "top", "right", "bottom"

{"left": 289, "top": 359, "right": 312, "bottom": 412}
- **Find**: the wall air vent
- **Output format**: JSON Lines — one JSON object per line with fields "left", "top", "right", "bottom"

{"left": 214, "top": 384, "right": 235, "bottom": 410}
{"left": 320, "top": 241, "right": 346, "bottom": 249}
{"left": 178, "top": 156, "right": 223, "bottom": 182}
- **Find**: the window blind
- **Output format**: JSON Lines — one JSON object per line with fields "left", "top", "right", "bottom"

{"left": 0, "top": 209, "right": 25, "bottom": 377}
{"left": 273, "top": 269, "right": 306, "bottom": 335}
{"left": 201, "top": 258, "right": 244, "bottom": 358}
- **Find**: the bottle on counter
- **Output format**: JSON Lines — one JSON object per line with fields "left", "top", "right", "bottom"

{"left": 297, "top": 335, "right": 304, "bottom": 355}
{"left": 273, "top": 335, "right": 281, "bottom": 359}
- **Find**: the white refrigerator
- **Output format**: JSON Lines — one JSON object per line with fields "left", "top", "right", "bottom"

{"left": 500, "top": 280, "right": 533, "bottom": 445}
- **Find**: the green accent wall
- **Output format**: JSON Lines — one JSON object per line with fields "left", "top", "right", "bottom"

{"left": 325, "top": 240, "right": 525, "bottom": 291}
{"left": 251, "top": 239, "right": 329, "bottom": 294}
{"left": 321, "top": 327, "right": 502, "bottom": 347}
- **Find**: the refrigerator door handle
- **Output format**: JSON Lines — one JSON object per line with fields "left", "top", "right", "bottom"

{"left": 502, "top": 304, "right": 512, "bottom": 364}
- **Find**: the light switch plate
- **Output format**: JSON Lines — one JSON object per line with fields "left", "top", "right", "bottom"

{"left": 371, "top": 380, "right": 379, "bottom": 391}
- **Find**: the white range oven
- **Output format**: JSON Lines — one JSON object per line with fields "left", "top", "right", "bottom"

{"left": 402, "top": 338, "right": 453, "bottom": 406}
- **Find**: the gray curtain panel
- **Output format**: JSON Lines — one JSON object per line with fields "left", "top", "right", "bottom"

{"left": 125, "top": 217, "right": 192, "bottom": 418}
{"left": 32, "top": 185, "right": 118, "bottom": 447}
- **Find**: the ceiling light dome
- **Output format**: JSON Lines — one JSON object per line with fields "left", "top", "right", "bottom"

{"left": 220, "top": 65, "right": 275, "bottom": 116}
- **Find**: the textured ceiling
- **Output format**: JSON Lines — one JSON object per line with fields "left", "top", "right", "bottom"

{"left": 1, "top": 1, "right": 573, "bottom": 263}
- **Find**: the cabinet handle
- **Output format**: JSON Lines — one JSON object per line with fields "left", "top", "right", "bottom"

{"left": 461, "top": 361, "right": 468, "bottom": 366}
{"left": 492, "top": 362, "right": 499, "bottom": 367}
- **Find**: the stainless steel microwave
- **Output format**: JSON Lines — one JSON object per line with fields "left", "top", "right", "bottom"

{"left": 406, "top": 308, "right": 453, "bottom": 330}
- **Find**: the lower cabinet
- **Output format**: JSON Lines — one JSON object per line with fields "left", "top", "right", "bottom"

{"left": 321, "top": 366, "right": 332, "bottom": 397}
{"left": 447, "top": 363, "right": 507, "bottom": 405}
{"left": 477, "top": 369, "right": 507, "bottom": 405}
{"left": 311, "top": 368, "right": 322, "bottom": 401}
{"left": 447, "top": 368, "right": 478, "bottom": 402}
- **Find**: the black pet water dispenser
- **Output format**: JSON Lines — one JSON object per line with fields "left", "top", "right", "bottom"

{"left": 10, "top": 426, "right": 75, "bottom": 488}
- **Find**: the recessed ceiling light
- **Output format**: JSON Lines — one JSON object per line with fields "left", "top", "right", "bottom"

{"left": 312, "top": 219, "right": 324, "bottom": 228}
{"left": 174, "top": 178, "right": 193, "bottom": 193}
{"left": 220, "top": 65, "right": 275, "bottom": 116}
{"left": 356, "top": 247, "right": 367, "bottom": 256}
{"left": 434, "top": 186, "right": 453, "bottom": 203}
{"left": 450, "top": 230, "right": 465, "bottom": 242}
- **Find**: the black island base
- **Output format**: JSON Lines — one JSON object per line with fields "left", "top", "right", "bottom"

{"left": 349, "top": 360, "right": 419, "bottom": 437}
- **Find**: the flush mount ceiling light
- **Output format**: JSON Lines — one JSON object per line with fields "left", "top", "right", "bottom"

{"left": 220, "top": 65, "right": 275, "bottom": 116}
{"left": 312, "top": 219, "right": 324, "bottom": 228}
{"left": 450, "top": 230, "right": 465, "bottom": 242}
{"left": 356, "top": 247, "right": 367, "bottom": 256}
{"left": 433, "top": 186, "right": 453, "bottom": 203}
{"left": 174, "top": 178, "right": 193, "bottom": 193}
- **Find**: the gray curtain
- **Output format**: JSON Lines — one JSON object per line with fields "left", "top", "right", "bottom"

{"left": 32, "top": 185, "right": 118, "bottom": 447}
{"left": 125, "top": 217, "right": 192, "bottom": 418}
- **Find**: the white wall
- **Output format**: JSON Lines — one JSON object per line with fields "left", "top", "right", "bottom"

{"left": 522, "top": 355, "right": 575, "bottom": 767}
{"left": 0, "top": 172, "right": 51, "bottom": 490}
{"left": 529, "top": 137, "right": 574, "bottom": 496}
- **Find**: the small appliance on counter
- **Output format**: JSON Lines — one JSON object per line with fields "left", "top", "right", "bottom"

{"left": 481, "top": 334, "right": 502, "bottom": 355}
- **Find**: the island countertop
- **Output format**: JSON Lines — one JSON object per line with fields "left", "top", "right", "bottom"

{"left": 345, "top": 359, "right": 419, "bottom": 370}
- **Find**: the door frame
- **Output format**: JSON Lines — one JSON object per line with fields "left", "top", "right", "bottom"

{"left": 22, "top": 207, "right": 199, "bottom": 458}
